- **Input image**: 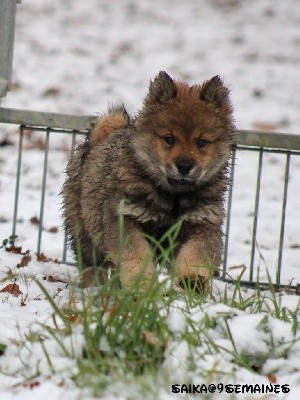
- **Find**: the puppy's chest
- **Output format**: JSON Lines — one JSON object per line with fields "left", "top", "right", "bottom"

{"left": 168, "top": 195, "right": 196, "bottom": 219}
{"left": 122, "top": 185, "right": 218, "bottom": 225}
{"left": 124, "top": 180, "right": 224, "bottom": 228}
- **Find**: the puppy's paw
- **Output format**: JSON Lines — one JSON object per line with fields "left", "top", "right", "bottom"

{"left": 120, "top": 259, "right": 156, "bottom": 291}
{"left": 175, "top": 251, "right": 212, "bottom": 293}
{"left": 177, "top": 275, "right": 210, "bottom": 294}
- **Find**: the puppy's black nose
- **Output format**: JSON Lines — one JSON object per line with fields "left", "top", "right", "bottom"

{"left": 176, "top": 159, "right": 194, "bottom": 176}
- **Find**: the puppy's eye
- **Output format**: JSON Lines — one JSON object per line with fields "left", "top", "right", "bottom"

{"left": 197, "top": 139, "right": 208, "bottom": 149}
{"left": 164, "top": 136, "right": 175, "bottom": 145}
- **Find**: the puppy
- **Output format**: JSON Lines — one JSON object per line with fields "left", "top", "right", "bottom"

{"left": 62, "top": 71, "right": 235, "bottom": 290}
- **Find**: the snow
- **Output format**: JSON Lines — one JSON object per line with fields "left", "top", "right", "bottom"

{"left": 1, "top": 250, "right": 300, "bottom": 398}
{"left": 0, "top": 0, "right": 300, "bottom": 398}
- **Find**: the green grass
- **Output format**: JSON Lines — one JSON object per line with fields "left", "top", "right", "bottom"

{"left": 0, "top": 343, "right": 6, "bottom": 356}
{"left": 1, "top": 228, "right": 300, "bottom": 397}
{"left": 23, "top": 262, "right": 299, "bottom": 395}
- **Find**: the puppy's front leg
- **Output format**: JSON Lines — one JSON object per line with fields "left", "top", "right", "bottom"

{"left": 119, "top": 228, "right": 155, "bottom": 290}
{"left": 104, "top": 217, "right": 155, "bottom": 290}
{"left": 175, "top": 225, "right": 222, "bottom": 292}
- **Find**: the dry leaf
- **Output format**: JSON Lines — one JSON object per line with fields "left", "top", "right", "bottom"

{"left": 47, "top": 275, "right": 67, "bottom": 283}
{"left": 42, "top": 87, "right": 61, "bottom": 97}
{"left": 30, "top": 216, "right": 40, "bottom": 225}
{"left": 36, "top": 253, "right": 48, "bottom": 262}
{"left": 0, "top": 137, "right": 14, "bottom": 147}
{"left": 143, "top": 331, "right": 168, "bottom": 351}
{"left": 267, "top": 374, "right": 277, "bottom": 383}
{"left": 143, "top": 330, "right": 160, "bottom": 347}
{"left": 18, "top": 253, "right": 32, "bottom": 268}
{"left": 69, "top": 313, "right": 83, "bottom": 324}
{"left": 290, "top": 243, "right": 300, "bottom": 249}
{"left": 5, "top": 245, "right": 23, "bottom": 254}
{"left": 48, "top": 226, "right": 58, "bottom": 233}
{"left": 23, "top": 381, "right": 40, "bottom": 389}
{"left": 0, "top": 283, "right": 22, "bottom": 297}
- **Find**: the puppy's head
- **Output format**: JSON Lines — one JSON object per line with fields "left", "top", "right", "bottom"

{"left": 132, "top": 71, "right": 235, "bottom": 193}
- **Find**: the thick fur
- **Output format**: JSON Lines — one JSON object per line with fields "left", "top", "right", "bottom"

{"left": 89, "top": 105, "right": 130, "bottom": 145}
{"left": 62, "top": 71, "right": 236, "bottom": 290}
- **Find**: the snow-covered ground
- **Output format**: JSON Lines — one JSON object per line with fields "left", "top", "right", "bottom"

{"left": 0, "top": 0, "right": 300, "bottom": 398}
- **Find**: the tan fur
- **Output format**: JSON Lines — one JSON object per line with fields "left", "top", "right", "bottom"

{"left": 175, "top": 224, "right": 220, "bottom": 291}
{"left": 90, "top": 108, "right": 129, "bottom": 145}
{"left": 62, "top": 71, "right": 236, "bottom": 291}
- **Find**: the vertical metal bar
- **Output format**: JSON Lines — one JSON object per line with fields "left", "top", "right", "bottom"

{"left": 71, "top": 133, "right": 77, "bottom": 151}
{"left": 249, "top": 148, "right": 264, "bottom": 281}
{"left": 276, "top": 152, "right": 291, "bottom": 286}
{"left": 0, "top": 0, "right": 19, "bottom": 100}
{"left": 37, "top": 129, "right": 50, "bottom": 255}
{"left": 222, "top": 148, "right": 236, "bottom": 278}
{"left": 12, "top": 126, "right": 24, "bottom": 237}
{"left": 62, "top": 133, "right": 77, "bottom": 263}
{"left": 62, "top": 226, "right": 68, "bottom": 263}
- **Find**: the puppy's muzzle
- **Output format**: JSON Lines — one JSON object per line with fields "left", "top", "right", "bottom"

{"left": 175, "top": 159, "right": 195, "bottom": 176}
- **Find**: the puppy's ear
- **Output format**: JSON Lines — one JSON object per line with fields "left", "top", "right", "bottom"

{"left": 200, "top": 75, "right": 230, "bottom": 108}
{"left": 146, "top": 71, "right": 177, "bottom": 105}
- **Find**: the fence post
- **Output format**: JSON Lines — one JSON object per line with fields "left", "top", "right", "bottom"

{"left": 0, "top": 0, "right": 22, "bottom": 102}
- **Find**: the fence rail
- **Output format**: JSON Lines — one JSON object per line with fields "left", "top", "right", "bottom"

{"left": 0, "top": 107, "right": 91, "bottom": 131}
{"left": 1, "top": 107, "right": 300, "bottom": 150}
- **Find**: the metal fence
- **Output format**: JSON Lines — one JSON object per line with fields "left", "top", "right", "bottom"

{"left": 223, "top": 142, "right": 300, "bottom": 289}
{"left": 0, "top": 107, "right": 299, "bottom": 289}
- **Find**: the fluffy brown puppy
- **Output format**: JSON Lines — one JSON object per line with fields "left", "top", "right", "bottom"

{"left": 62, "top": 71, "right": 235, "bottom": 290}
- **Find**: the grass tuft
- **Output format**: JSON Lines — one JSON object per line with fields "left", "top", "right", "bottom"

{"left": 2, "top": 225, "right": 300, "bottom": 396}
